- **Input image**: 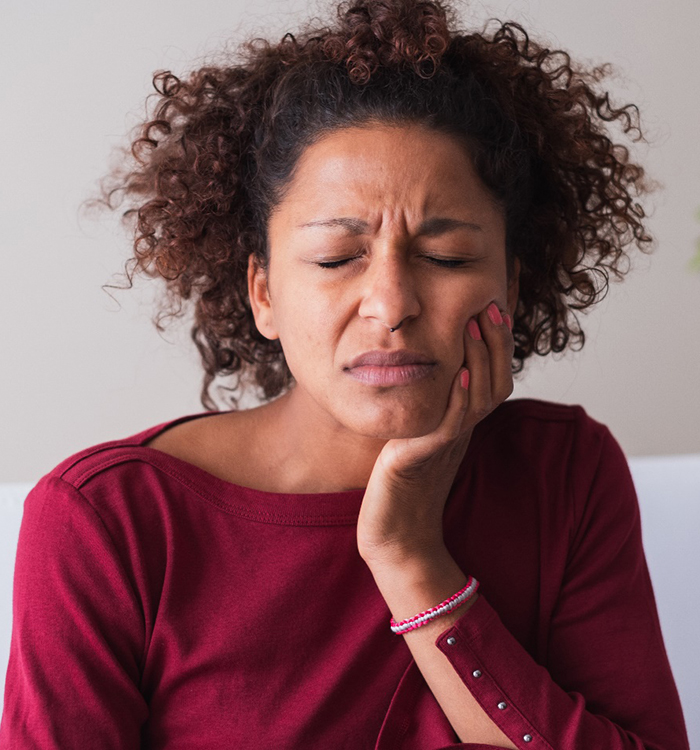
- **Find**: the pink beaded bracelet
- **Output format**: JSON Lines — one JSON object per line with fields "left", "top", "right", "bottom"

{"left": 390, "top": 576, "right": 479, "bottom": 634}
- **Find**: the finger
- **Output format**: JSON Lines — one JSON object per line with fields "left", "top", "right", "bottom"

{"left": 463, "top": 313, "right": 493, "bottom": 425}
{"left": 434, "top": 364, "right": 472, "bottom": 441}
{"left": 422, "top": 317, "right": 486, "bottom": 441}
{"left": 477, "top": 301, "right": 515, "bottom": 404}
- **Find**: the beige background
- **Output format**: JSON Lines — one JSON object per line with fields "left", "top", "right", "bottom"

{"left": 1, "top": 0, "right": 699, "bottom": 483}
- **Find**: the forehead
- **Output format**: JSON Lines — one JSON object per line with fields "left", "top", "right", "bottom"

{"left": 274, "top": 123, "right": 503, "bottom": 222}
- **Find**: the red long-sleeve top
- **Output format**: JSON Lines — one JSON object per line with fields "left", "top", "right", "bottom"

{"left": 0, "top": 398, "right": 689, "bottom": 749}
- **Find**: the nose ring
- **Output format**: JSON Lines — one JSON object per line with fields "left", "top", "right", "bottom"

{"left": 389, "top": 321, "right": 403, "bottom": 332}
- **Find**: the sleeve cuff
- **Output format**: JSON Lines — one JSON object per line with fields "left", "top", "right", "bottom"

{"left": 435, "top": 594, "right": 552, "bottom": 749}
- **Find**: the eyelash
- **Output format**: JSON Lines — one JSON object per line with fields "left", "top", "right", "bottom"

{"left": 317, "top": 256, "right": 468, "bottom": 269}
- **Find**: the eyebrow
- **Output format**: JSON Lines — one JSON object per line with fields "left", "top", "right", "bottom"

{"left": 297, "top": 217, "right": 483, "bottom": 236}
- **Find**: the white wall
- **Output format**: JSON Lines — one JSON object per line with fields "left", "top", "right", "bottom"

{"left": 1, "top": 0, "right": 699, "bottom": 483}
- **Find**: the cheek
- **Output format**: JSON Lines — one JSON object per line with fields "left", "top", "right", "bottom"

{"left": 458, "top": 273, "right": 505, "bottom": 315}
{"left": 274, "top": 293, "right": 340, "bottom": 375}
{"left": 440, "top": 278, "right": 500, "bottom": 351}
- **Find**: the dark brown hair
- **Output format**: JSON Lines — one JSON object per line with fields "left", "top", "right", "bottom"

{"left": 98, "top": 0, "right": 654, "bottom": 410}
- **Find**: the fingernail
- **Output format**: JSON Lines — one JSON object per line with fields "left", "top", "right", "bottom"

{"left": 461, "top": 370, "right": 470, "bottom": 389}
{"left": 487, "top": 302, "right": 503, "bottom": 326}
{"left": 467, "top": 318, "right": 482, "bottom": 340}
{"left": 503, "top": 313, "right": 512, "bottom": 331}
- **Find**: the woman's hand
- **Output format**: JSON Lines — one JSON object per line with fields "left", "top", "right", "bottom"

{"left": 357, "top": 301, "right": 515, "bottom": 568}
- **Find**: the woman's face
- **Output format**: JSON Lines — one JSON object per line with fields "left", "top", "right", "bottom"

{"left": 249, "top": 122, "right": 519, "bottom": 440}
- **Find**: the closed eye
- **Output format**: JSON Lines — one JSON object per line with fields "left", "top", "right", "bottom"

{"left": 317, "top": 257, "right": 359, "bottom": 269}
{"left": 315, "top": 255, "right": 477, "bottom": 269}
{"left": 423, "top": 256, "right": 471, "bottom": 268}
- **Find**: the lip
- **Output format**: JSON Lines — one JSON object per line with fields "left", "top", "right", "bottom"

{"left": 345, "top": 350, "right": 436, "bottom": 369}
{"left": 344, "top": 350, "right": 436, "bottom": 387}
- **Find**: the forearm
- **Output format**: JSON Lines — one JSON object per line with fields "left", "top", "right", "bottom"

{"left": 366, "top": 549, "right": 517, "bottom": 749}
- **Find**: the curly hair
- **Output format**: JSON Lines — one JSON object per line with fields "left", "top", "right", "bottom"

{"left": 98, "top": 0, "right": 654, "bottom": 410}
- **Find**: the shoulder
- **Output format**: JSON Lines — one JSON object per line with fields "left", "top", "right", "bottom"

{"left": 18, "top": 412, "right": 221, "bottom": 563}
{"left": 481, "top": 397, "right": 611, "bottom": 444}
{"left": 490, "top": 396, "right": 593, "bottom": 423}
{"left": 463, "top": 400, "right": 637, "bottom": 556}
{"left": 486, "top": 397, "right": 633, "bottom": 513}
{"left": 473, "top": 397, "right": 624, "bottom": 485}
{"left": 38, "top": 411, "right": 216, "bottom": 493}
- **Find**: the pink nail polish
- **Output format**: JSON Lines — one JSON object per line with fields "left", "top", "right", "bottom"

{"left": 461, "top": 370, "right": 470, "bottom": 389}
{"left": 467, "top": 318, "right": 482, "bottom": 340}
{"left": 503, "top": 313, "right": 512, "bottom": 331}
{"left": 487, "top": 302, "right": 503, "bottom": 326}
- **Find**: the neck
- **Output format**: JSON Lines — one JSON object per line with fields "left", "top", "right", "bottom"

{"left": 259, "top": 386, "right": 388, "bottom": 493}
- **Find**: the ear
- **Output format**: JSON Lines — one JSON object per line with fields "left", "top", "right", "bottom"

{"left": 247, "top": 254, "right": 279, "bottom": 341}
{"left": 506, "top": 255, "right": 520, "bottom": 318}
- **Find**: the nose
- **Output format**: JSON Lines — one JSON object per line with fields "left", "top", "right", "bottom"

{"left": 357, "top": 250, "right": 421, "bottom": 330}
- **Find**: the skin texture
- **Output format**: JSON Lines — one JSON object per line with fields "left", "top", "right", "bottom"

{"left": 246, "top": 121, "right": 521, "bottom": 747}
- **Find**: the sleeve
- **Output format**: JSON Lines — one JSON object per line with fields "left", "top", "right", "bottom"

{"left": 0, "top": 475, "right": 149, "bottom": 749}
{"left": 428, "top": 423, "right": 690, "bottom": 750}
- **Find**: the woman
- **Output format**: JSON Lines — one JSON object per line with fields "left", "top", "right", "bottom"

{"left": 0, "top": 0, "right": 690, "bottom": 748}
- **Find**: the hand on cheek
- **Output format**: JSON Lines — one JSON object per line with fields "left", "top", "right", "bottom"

{"left": 458, "top": 301, "right": 515, "bottom": 432}
{"left": 416, "top": 299, "right": 515, "bottom": 444}
{"left": 357, "top": 301, "right": 515, "bottom": 564}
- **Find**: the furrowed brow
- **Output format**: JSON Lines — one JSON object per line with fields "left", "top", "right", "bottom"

{"left": 298, "top": 218, "right": 369, "bottom": 234}
{"left": 417, "top": 217, "right": 483, "bottom": 236}
{"left": 298, "top": 217, "right": 483, "bottom": 235}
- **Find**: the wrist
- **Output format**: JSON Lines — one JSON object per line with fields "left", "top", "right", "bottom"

{"left": 365, "top": 548, "right": 478, "bottom": 633}
{"left": 390, "top": 577, "right": 480, "bottom": 634}
{"left": 358, "top": 537, "right": 449, "bottom": 571}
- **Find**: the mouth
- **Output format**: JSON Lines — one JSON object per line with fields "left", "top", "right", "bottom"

{"left": 344, "top": 350, "right": 436, "bottom": 386}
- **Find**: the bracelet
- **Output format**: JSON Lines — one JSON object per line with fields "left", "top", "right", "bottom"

{"left": 390, "top": 576, "right": 479, "bottom": 634}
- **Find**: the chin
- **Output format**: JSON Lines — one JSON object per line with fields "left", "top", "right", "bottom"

{"left": 345, "top": 400, "right": 444, "bottom": 440}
